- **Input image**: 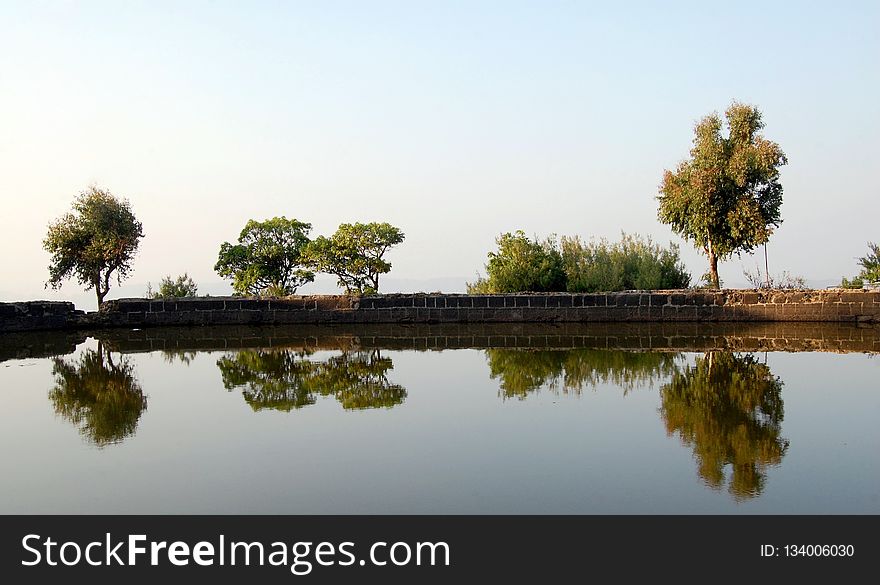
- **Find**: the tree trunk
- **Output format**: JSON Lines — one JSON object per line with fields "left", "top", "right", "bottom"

{"left": 96, "top": 286, "right": 107, "bottom": 307}
{"left": 708, "top": 250, "right": 720, "bottom": 290}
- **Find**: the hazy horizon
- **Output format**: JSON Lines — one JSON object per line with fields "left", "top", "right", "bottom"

{"left": 2, "top": 1, "right": 877, "bottom": 309}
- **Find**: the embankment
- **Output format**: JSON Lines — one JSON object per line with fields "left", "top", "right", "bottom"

{"left": 1, "top": 290, "right": 879, "bottom": 333}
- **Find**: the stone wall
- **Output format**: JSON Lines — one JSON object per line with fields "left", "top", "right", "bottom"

{"left": 0, "top": 301, "right": 85, "bottom": 332}
{"left": 2, "top": 290, "right": 879, "bottom": 333}
{"left": 93, "top": 290, "right": 880, "bottom": 328}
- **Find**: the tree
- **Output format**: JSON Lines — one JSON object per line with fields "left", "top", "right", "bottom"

{"left": 49, "top": 343, "right": 147, "bottom": 447}
{"left": 841, "top": 242, "right": 880, "bottom": 288}
{"left": 43, "top": 186, "right": 144, "bottom": 306}
{"left": 214, "top": 217, "right": 314, "bottom": 296}
{"left": 659, "top": 352, "right": 788, "bottom": 500}
{"left": 658, "top": 102, "right": 787, "bottom": 289}
{"left": 467, "top": 231, "right": 566, "bottom": 293}
{"left": 217, "top": 348, "right": 406, "bottom": 411}
{"left": 305, "top": 222, "right": 405, "bottom": 294}
{"left": 146, "top": 273, "right": 198, "bottom": 298}
{"left": 217, "top": 349, "right": 319, "bottom": 411}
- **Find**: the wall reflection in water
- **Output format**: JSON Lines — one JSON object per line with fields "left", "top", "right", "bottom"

{"left": 217, "top": 349, "right": 407, "bottom": 411}
{"left": 49, "top": 342, "right": 147, "bottom": 448}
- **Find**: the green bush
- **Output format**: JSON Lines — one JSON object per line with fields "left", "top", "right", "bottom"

{"left": 841, "top": 242, "right": 880, "bottom": 288}
{"left": 560, "top": 233, "right": 690, "bottom": 292}
{"left": 469, "top": 231, "right": 690, "bottom": 293}
{"left": 146, "top": 273, "right": 198, "bottom": 298}
{"left": 467, "top": 231, "right": 566, "bottom": 293}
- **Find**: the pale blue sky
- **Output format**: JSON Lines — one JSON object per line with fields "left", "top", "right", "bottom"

{"left": 1, "top": 1, "right": 877, "bottom": 307}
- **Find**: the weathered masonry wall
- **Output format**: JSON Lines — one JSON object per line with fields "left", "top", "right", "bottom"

{"left": 0, "top": 301, "right": 86, "bottom": 332}
{"left": 95, "top": 290, "right": 880, "bottom": 328}
{"left": 1, "top": 290, "right": 879, "bottom": 332}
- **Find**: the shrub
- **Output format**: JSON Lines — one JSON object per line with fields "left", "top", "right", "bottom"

{"left": 841, "top": 242, "right": 880, "bottom": 288}
{"left": 146, "top": 273, "right": 198, "bottom": 298}
{"left": 469, "top": 231, "right": 690, "bottom": 294}
{"left": 743, "top": 267, "right": 807, "bottom": 290}
{"left": 468, "top": 231, "right": 566, "bottom": 293}
{"left": 560, "top": 233, "right": 690, "bottom": 292}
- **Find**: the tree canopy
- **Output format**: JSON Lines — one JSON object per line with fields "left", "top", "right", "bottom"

{"left": 43, "top": 186, "right": 144, "bottom": 306}
{"left": 658, "top": 102, "right": 787, "bottom": 289}
{"left": 305, "top": 222, "right": 405, "bottom": 294}
{"left": 214, "top": 217, "right": 314, "bottom": 296}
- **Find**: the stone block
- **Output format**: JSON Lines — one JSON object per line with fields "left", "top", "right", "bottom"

{"left": 117, "top": 300, "right": 150, "bottom": 312}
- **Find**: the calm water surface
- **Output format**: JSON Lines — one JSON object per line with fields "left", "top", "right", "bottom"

{"left": 1, "top": 325, "right": 877, "bottom": 514}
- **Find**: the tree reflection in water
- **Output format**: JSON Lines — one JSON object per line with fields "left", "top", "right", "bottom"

{"left": 660, "top": 351, "right": 788, "bottom": 500}
{"left": 217, "top": 348, "right": 406, "bottom": 412}
{"left": 162, "top": 350, "right": 198, "bottom": 365}
{"left": 49, "top": 342, "right": 147, "bottom": 447}
{"left": 486, "top": 348, "right": 681, "bottom": 399}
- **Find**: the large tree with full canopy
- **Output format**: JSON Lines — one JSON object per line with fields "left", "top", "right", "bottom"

{"left": 43, "top": 186, "right": 144, "bottom": 306}
{"left": 658, "top": 102, "right": 787, "bottom": 289}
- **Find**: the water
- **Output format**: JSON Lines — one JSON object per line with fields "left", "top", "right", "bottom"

{"left": 1, "top": 324, "right": 877, "bottom": 514}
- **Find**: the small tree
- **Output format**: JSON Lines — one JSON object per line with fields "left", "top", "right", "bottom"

{"left": 306, "top": 222, "right": 405, "bottom": 294}
{"left": 658, "top": 102, "right": 787, "bottom": 289}
{"left": 215, "top": 217, "right": 314, "bottom": 296}
{"left": 147, "top": 273, "right": 199, "bottom": 298}
{"left": 468, "top": 231, "right": 566, "bottom": 293}
{"left": 43, "top": 186, "right": 144, "bottom": 306}
{"left": 841, "top": 241, "right": 880, "bottom": 288}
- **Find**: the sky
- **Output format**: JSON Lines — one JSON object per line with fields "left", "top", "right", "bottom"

{"left": 1, "top": 0, "right": 877, "bottom": 309}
